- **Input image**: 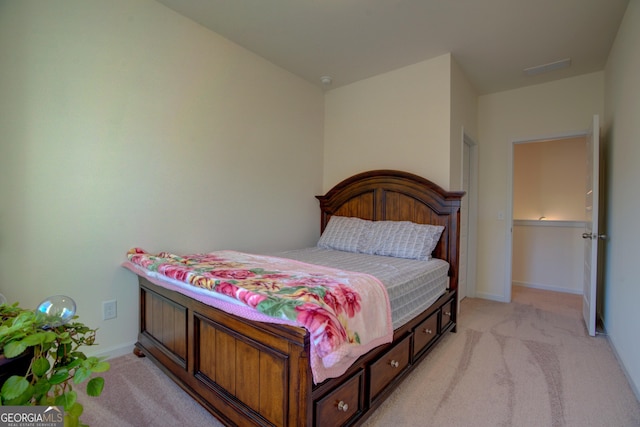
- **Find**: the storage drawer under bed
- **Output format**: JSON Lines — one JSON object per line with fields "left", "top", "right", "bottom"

{"left": 441, "top": 298, "right": 455, "bottom": 331}
{"left": 368, "top": 334, "right": 411, "bottom": 401}
{"left": 314, "top": 370, "right": 364, "bottom": 427}
{"left": 413, "top": 310, "right": 439, "bottom": 358}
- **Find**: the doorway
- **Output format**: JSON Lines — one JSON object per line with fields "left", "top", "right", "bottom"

{"left": 460, "top": 132, "right": 478, "bottom": 301}
{"left": 505, "top": 132, "right": 588, "bottom": 303}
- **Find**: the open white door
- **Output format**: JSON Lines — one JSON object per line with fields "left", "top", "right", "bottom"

{"left": 582, "top": 114, "right": 604, "bottom": 337}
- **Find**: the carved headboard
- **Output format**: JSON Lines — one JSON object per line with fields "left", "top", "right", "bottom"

{"left": 316, "top": 170, "right": 465, "bottom": 290}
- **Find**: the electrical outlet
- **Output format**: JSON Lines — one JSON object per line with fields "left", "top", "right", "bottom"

{"left": 103, "top": 300, "right": 117, "bottom": 320}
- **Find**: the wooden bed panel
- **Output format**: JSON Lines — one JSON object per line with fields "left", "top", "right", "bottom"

{"left": 194, "top": 316, "right": 290, "bottom": 426}
{"left": 139, "top": 278, "right": 312, "bottom": 427}
{"left": 329, "top": 191, "right": 375, "bottom": 220}
{"left": 134, "top": 169, "right": 464, "bottom": 427}
{"left": 142, "top": 288, "right": 187, "bottom": 366}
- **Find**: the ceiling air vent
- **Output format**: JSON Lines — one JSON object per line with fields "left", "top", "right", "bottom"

{"left": 523, "top": 58, "right": 571, "bottom": 76}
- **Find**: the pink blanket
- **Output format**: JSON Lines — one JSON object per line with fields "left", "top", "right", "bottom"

{"left": 123, "top": 248, "right": 393, "bottom": 383}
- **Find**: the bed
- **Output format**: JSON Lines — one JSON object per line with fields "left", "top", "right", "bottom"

{"left": 126, "top": 169, "right": 464, "bottom": 427}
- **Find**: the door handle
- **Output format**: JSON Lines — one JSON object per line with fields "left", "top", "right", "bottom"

{"left": 582, "top": 232, "right": 607, "bottom": 240}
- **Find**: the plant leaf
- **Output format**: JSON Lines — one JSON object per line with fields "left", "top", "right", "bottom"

{"left": 32, "top": 356, "right": 51, "bottom": 377}
{"left": 64, "top": 402, "right": 84, "bottom": 427}
{"left": 73, "top": 366, "right": 91, "bottom": 384}
{"left": 21, "top": 331, "right": 47, "bottom": 346}
{"left": 82, "top": 357, "right": 110, "bottom": 373}
{"left": 71, "top": 351, "right": 88, "bottom": 361}
{"left": 67, "top": 401, "right": 84, "bottom": 419}
{"left": 91, "top": 361, "right": 110, "bottom": 373}
{"left": 86, "top": 377, "right": 104, "bottom": 397}
{"left": 11, "top": 311, "right": 36, "bottom": 328}
{"left": 66, "top": 358, "right": 83, "bottom": 370}
{"left": 64, "top": 413, "right": 80, "bottom": 427}
{"left": 55, "top": 390, "right": 77, "bottom": 410}
{"left": 3, "top": 340, "right": 27, "bottom": 358}
{"left": 42, "top": 330, "right": 57, "bottom": 343}
{"left": 1, "top": 383, "right": 34, "bottom": 406}
{"left": 32, "top": 377, "right": 52, "bottom": 399}
{"left": 1, "top": 375, "right": 30, "bottom": 401}
{"left": 49, "top": 368, "right": 70, "bottom": 385}
{"left": 57, "top": 342, "right": 72, "bottom": 358}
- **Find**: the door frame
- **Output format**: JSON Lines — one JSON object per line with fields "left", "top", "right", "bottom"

{"left": 505, "top": 129, "right": 589, "bottom": 303}
{"left": 461, "top": 130, "right": 478, "bottom": 299}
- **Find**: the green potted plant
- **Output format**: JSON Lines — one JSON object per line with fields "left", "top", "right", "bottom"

{"left": 0, "top": 296, "right": 109, "bottom": 427}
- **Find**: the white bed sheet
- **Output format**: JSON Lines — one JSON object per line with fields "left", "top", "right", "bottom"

{"left": 270, "top": 247, "right": 450, "bottom": 329}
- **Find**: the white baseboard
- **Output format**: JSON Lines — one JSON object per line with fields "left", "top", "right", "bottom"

{"left": 513, "top": 281, "right": 582, "bottom": 295}
{"left": 86, "top": 341, "right": 137, "bottom": 360}
{"left": 473, "top": 291, "right": 509, "bottom": 302}
{"left": 474, "top": 283, "right": 581, "bottom": 303}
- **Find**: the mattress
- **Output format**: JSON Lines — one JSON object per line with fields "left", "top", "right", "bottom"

{"left": 270, "top": 247, "right": 449, "bottom": 329}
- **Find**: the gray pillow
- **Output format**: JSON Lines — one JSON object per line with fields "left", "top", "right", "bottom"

{"left": 317, "top": 216, "right": 372, "bottom": 253}
{"left": 363, "top": 221, "right": 444, "bottom": 260}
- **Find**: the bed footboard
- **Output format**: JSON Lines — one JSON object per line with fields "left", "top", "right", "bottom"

{"left": 136, "top": 277, "right": 456, "bottom": 427}
{"left": 136, "top": 277, "right": 312, "bottom": 426}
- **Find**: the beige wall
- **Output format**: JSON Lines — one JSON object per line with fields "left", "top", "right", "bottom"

{"left": 450, "top": 57, "right": 479, "bottom": 189}
{"left": 323, "top": 53, "right": 477, "bottom": 192}
{"left": 513, "top": 137, "right": 586, "bottom": 221}
{"left": 603, "top": 0, "right": 640, "bottom": 398}
{"left": 0, "top": 0, "right": 324, "bottom": 356}
{"left": 477, "top": 72, "right": 604, "bottom": 301}
{"left": 512, "top": 222, "right": 584, "bottom": 294}
{"left": 323, "top": 54, "right": 452, "bottom": 191}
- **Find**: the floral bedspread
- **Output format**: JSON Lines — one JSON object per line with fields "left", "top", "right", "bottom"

{"left": 124, "top": 248, "right": 393, "bottom": 383}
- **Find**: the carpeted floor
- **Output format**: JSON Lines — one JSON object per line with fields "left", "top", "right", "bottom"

{"left": 77, "top": 287, "right": 640, "bottom": 426}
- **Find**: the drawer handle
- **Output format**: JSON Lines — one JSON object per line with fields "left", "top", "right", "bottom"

{"left": 423, "top": 328, "right": 433, "bottom": 334}
{"left": 444, "top": 311, "right": 451, "bottom": 316}
{"left": 390, "top": 359, "right": 400, "bottom": 368}
{"left": 337, "top": 400, "right": 349, "bottom": 412}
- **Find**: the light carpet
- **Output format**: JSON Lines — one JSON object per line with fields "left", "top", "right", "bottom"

{"left": 77, "top": 287, "right": 640, "bottom": 426}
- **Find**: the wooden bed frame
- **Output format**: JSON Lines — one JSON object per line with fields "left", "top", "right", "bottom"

{"left": 133, "top": 170, "right": 464, "bottom": 427}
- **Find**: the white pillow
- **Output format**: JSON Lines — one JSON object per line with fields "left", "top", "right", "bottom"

{"left": 317, "top": 216, "right": 372, "bottom": 253}
{"left": 363, "top": 221, "right": 444, "bottom": 260}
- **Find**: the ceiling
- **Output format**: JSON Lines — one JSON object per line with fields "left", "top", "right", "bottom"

{"left": 154, "top": 0, "right": 629, "bottom": 94}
